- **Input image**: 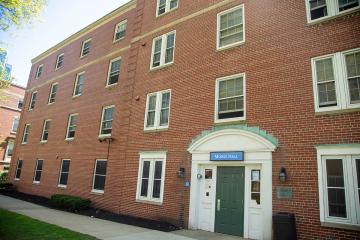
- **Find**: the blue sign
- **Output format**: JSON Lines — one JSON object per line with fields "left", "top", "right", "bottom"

{"left": 184, "top": 181, "right": 190, "bottom": 187}
{"left": 210, "top": 151, "right": 244, "bottom": 161}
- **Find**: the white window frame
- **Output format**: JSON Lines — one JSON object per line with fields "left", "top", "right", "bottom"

{"left": 144, "top": 89, "right": 171, "bottom": 131}
{"left": 73, "top": 71, "right": 85, "bottom": 97}
{"left": 156, "top": 0, "right": 179, "bottom": 17}
{"left": 21, "top": 124, "right": 30, "bottom": 144}
{"left": 11, "top": 117, "right": 19, "bottom": 133}
{"left": 58, "top": 159, "right": 70, "bottom": 188}
{"left": 33, "top": 159, "right": 43, "bottom": 184}
{"left": 305, "top": 0, "right": 360, "bottom": 24}
{"left": 65, "top": 113, "right": 78, "bottom": 141}
{"left": 14, "top": 159, "right": 23, "bottom": 180}
{"left": 48, "top": 82, "right": 58, "bottom": 105}
{"left": 216, "top": 4, "right": 245, "bottom": 51}
{"left": 4, "top": 140, "right": 14, "bottom": 162}
{"left": 29, "top": 91, "right": 37, "bottom": 111}
{"left": 55, "top": 53, "right": 64, "bottom": 70}
{"left": 316, "top": 145, "right": 360, "bottom": 229}
{"left": 98, "top": 105, "right": 115, "bottom": 138}
{"left": 311, "top": 48, "right": 360, "bottom": 113}
{"left": 214, "top": 73, "right": 246, "bottom": 123}
{"left": 40, "top": 119, "right": 51, "bottom": 143}
{"left": 80, "top": 38, "right": 91, "bottom": 58}
{"left": 106, "top": 57, "right": 121, "bottom": 87}
{"left": 113, "top": 20, "right": 127, "bottom": 42}
{"left": 91, "top": 159, "right": 107, "bottom": 194}
{"left": 136, "top": 151, "right": 167, "bottom": 204}
{"left": 150, "top": 30, "right": 176, "bottom": 70}
{"left": 35, "top": 64, "right": 43, "bottom": 79}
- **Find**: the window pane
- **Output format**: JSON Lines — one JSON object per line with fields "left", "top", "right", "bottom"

{"left": 104, "top": 108, "right": 114, "bottom": 121}
{"left": 96, "top": 161, "right": 107, "bottom": 175}
{"left": 251, "top": 193, "right": 260, "bottom": 205}
{"left": 346, "top": 53, "right": 360, "bottom": 103}
{"left": 310, "top": 0, "right": 328, "bottom": 20}
{"left": 148, "top": 95, "right": 157, "bottom": 110}
{"left": 142, "top": 161, "right": 150, "bottom": 178}
{"left": 18, "top": 160, "right": 23, "bottom": 169}
{"left": 59, "top": 173, "right": 68, "bottom": 185}
{"left": 152, "top": 180, "right": 161, "bottom": 198}
{"left": 158, "top": 0, "right": 166, "bottom": 15}
{"left": 34, "top": 171, "right": 42, "bottom": 182}
{"left": 94, "top": 175, "right": 106, "bottom": 190}
{"left": 62, "top": 160, "right": 70, "bottom": 172}
{"left": 348, "top": 77, "right": 360, "bottom": 103}
{"left": 160, "top": 109, "right": 169, "bottom": 126}
{"left": 316, "top": 58, "right": 334, "bottom": 82}
{"left": 170, "top": 0, "right": 178, "bottom": 9}
{"left": 12, "top": 118, "right": 19, "bottom": 132}
{"left": 338, "top": 0, "right": 359, "bottom": 11}
{"left": 37, "top": 160, "right": 43, "bottom": 171}
{"left": 356, "top": 159, "right": 360, "bottom": 205}
{"left": 141, "top": 179, "right": 149, "bottom": 197}
{"left": 15, "top": 169, "right": 22, "bottom": 179}
{"left": 219, "top": 8, "right": 243, "bottom": 47}
{"left": 318, "top": 82, "right": 337, "bottom": 106}
{"left": 154, "top": 161, "right": 163, "bottom": 179}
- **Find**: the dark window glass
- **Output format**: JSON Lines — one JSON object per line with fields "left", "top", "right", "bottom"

{"left": 93, "top": 161, "right": 107, "bottom": 191}
{"left": 15, "top": 160, "right": 23, "bottom": 179}
{"left": 74, "top": 74, "right": 85, "bottom": 96}
{"left": 82, "top": 40, "right": 91, "bottom": 56}
{"left": 141, "top": 161, "right": 150, "bottom": 197}
{"left": 310, "top": 0, "right": 328, "bottom": 20}
{"left": 34, "top": 160, "right": 43, "bottom": 182}
{"left": 30, "top": 92, "right": 37, "bottom": 110}
{"left": 339, "top": 0, "right": 359, "bottom": 12}
{"left": 101, "top": 107, "right": 114, "bottom": 135}
{"left": 152, "top": 161, "right": 162, "bottom": 198}
{"left": 108, "top": 60, "right": 121, "bottom": 85}
{"left": 49, "top": 84, "right": 58, "bottom": 103}
{"left": 356, "top": 159, "right": 360, "bottom": 205}
{"left": 93, "top": 175, "right": 106, "bottom": 190}
{"left": 18, "top": 98, "right": 24, "bottom": 109}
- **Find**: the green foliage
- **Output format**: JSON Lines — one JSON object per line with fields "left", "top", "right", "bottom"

{"left": 0, "top": 208, "right": 97, "bottom": 240}
{"left": 0, "top": 171, "right": 8, "bottom": 183}
{"left": 50, "top": 194, "right": 91, "bottom": 211}
{"left": 0, "top": 0, "right": 47, "bottom": 31}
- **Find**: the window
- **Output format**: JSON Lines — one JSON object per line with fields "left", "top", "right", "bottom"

{"left": 22, "top": 124, "right": 30, "bottom": 144}
{"left": 156, "top": 0, "right": 178, "bottom": 16}
{"left": 55, "top": 53, "right": 64, "bottom": 70}
{"left": 106, "top": 58, "right": 121, "bottom": 86}
{"left": 215, "top": 73, "right": 246, "bottom": 123}
{"left": 80, "top": 39, "right": 91, "bottom": 57}
{"left": 316, "top": 145, "right": 360, "bottom": 228}
{"left": 11, "top": 117, "right": 19, "bottom": 133}
{"left": 311, "top": 48, "right": 360, "bottom": 113}
{"left": 18, "top": 98, "right": 24, "bottom": 109}
{"left": 136, "top": 152, "right": 166, "bottom": 203}
{"left": 35, "top": 64, "right": 43, "bottom": 79}
{"left": 73, "top": 72, "right": 85, "bottom": 97}
{"left": 92, "top": 159, "right": 107, "bottom": 193}
{"left": 251, "top": 170, "right": 261, "bottom": 205}
{"left": 144, "top": 90, "right": 171, "bottom": 130}
{"left": 113, "top": 20, "right": 127, "bottom": 41}
{"left": 29, "top": 91, "right": 37, "bottom": 111}
{"left": 14, "top": 160, "right": 23, "bottom": 180}
{"left": 48, "top": 83, "right": 58, "bottom": 104}
{"left": 40, "top": 120, "right": 51, "bottom": 142}
{"left": 65, "top": 113, "right": 78, "bottom": 140}
{"left": 33, "top": 159, "right": 43, "bottom": 183}
{"left": 217, "top": 5, "right": 245, "bottom": 50}
{"left": 99, "top": 105, "right": 114, "bottom": 137}
{"left": 306, "top": 0, "right": 360, "bottom": 23}
{"left": 58, "top": 159, "right": 70, "bottom": 187}
{"left": 4, "top": 140, "right": 14, "bottom": 161}
{"left": 150, "top": 31, "right": 176, "bottom": 69}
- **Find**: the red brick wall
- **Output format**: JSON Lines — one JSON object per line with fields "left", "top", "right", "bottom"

{"left": 9, "top": 0, "right": 360, "bottom": 239}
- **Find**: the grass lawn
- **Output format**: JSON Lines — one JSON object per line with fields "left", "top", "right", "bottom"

{"left": 0, "top": 208, "right": 98, "bottom": 240}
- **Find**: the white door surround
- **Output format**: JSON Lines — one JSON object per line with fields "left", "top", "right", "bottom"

{"left": 188, "top": 126, "right": 278, "bottom": 240}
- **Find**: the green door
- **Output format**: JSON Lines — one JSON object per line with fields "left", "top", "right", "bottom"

{"left": 215, "top": 167, "right": 245, "bottom": 237}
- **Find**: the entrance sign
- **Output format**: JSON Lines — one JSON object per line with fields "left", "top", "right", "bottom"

{"left": 210, "top": 151, "right": 244, "bottom": 161}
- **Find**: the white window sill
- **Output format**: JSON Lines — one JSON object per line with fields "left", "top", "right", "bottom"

{"left": 80, "top": 54, "right": 89, "bottom": 59}
{"left": 10, "top": 131, "right": 17, "bottom": 135}
{"left": 315, "top": 106, "right": 360, "bottom": 115}
{"left": 214, "top": 117, "right": 246, "bottom": 124}
{"left": 0, "top": 160, "right": 11, "bottom": 163}
{"left": 65, "top": 138, "right": 74, "bottom": 142}
{"left": 91, "top": 190, "right": 104, "bottom": 195}
{"left": 98, "top": 134, "right": 112, "bottom": 140}
{"left": 14, "top": 178, "right": 20, "bottom": 181}
{"left": 216, "top": 41, "right": 245, "bottom": 52}
{"left": 40, "top": 141, "right": 48, "bottom": 144}
{"left": 105, "top": 83, "right": 118, "bottom": 89}
{"left": 144, "top": 127, "right": 169, "bottom": 133}
{"left": 21, "top": 142, "right": 27, "bottom": 145}
{"left": 136, "top": 198, "right": 163, "bottom": 205}
{"left": 33, "top": 181, "right": 40, "bottom": 185}
{"left": 150, "top": 62, "right": 174, "bottom": 72}
{"left": 321, "top": 221, "right": 360, "bottom": 231}
{"left": 113, "top": 37, "right": 125, "bottom": 43}
{"left": 156, "top": 6, "right": 178, "bottom": 18}
{"left": 58, "top": 185, "right": 67, "bottom": 189}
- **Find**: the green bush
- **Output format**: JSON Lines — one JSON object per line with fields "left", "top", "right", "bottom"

{"left": 0, "top": 182, "right": 13, "bottom": 190}
{"left": 50, "top": 194, "right": 91, "bottom": 211}
{"left": 0, "top": 171, "right": 8, "bottom": 184}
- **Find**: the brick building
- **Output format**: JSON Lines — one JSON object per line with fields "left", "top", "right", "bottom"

{"left": 9, "top": 0, "right": 360, "bottom": 239}
{"left": 0, "top": 84, "right": 25, "bottom": 171}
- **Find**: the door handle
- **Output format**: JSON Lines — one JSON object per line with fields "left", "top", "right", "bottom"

{"left": 217, "top": 199, "right": 221, "bottom": 211}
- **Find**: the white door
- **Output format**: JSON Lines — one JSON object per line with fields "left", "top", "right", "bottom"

{"left": 198, "top": 166, "right": 216, "bottom": 232}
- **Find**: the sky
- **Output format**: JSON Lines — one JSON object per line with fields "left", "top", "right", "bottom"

{"left": 0, "top": 0, "right": 130, "bottom": 87}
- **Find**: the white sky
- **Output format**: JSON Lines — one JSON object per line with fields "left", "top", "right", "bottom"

{"left": 0, "top": 0, "right": 130, "bottom": 87}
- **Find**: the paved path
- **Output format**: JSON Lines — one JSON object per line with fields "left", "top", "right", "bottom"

{"left": 0, "top": 195, "right": 242, "bottom": 240}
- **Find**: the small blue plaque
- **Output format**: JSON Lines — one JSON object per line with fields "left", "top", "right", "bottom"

{"left": 210, "top": 151, "right": 244, "bottom": 161}
{"left": 184, "top": 181, "right": 190, "bottom": 187}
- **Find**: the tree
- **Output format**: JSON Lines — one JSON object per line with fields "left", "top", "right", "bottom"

{"left": 0, "top": 0, "right": 47, "bottom": 31}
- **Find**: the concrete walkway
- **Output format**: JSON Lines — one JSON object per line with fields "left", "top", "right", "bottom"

{"left": 0, "top": 195, "right": 242, "bottom": 240}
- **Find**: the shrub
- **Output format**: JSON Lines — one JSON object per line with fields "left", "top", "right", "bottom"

{"left": 50, "top": 194, "right": 91, "bottom": 211}
{"left": 0, "top": 171, "right": 8, "bottom": 184}
{"left": 0, "top": 182, "right": 13, "bottom": 190}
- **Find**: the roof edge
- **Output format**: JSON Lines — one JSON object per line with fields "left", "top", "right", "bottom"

{"left": 31, "top": 0, "right": 136, "bottom": 64}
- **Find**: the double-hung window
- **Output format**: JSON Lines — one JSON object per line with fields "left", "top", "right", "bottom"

{"left": 81, "top": 39, "right": 91, "bottom": 57}
{"left": 92, "top": 159, "right": 107, "bottom": 193}
{"left": 58, "top": 159, "right": 70, "bottom": 187}
{"left": 73, "top": 72, "right": 85, "bottom": 97}
{"left": 22, "top": 124, "right": 30, "bottom": 144}
{"left": 48, "top": 83, "right": 58, "bottom": 104}
{"left": 41, "top": 120, "right": 51, "bottom": 142}
{"left": 15, "top": 160, "right": 23, "bottom": 180}
{"left": 11, "top": 117, "right": 19, "bottom": 133}
{"left": 65, "top": 113, "right": 78, "bottom": 140}
{"left": 311, "top": 48, "right": 360, "bottom": 113}
{"left": 4, "top": 140, "right": 14, "bottom": 161}
{"left": 99, "top": 105, "right": 114, "bottom": 137}
{"left": 55, "top": 53, "right": 64, "bottom": 70}
{"left": 29, "top": 91, "right": 37, "bottom": 111}
{"left": 136, "top": 152, "right": 166, "bottom": 203}
{"left": 150, "top": 31, "right": 176, "bottom": 69}
{"left": 144, "top": 90, "right": 171, "bottom": 130}
{"left": 305, "top": 0, "right": 360, "bottom": 23}
{"left": 316, "top": 145, "right": 360, "bottom": 228}
{"left": 156, "top": 0, "right": 178, "bottom": 16}
{"left": 35, "top": 64, "right": 43, "bottom": 79}
{"left": 217, "top": 5, "right": 245, "bottom": 50}
{"left": 215, "top": 73, "right": 246, "bottom": 123}
{"left": 33, "top": 159, "right": 43, "bottom": 183}
{"left": 113, "top": 20, "right": 127, "bottom": 42}
{"left": 106, "top": 57, "right": 121, "bottom": 86}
